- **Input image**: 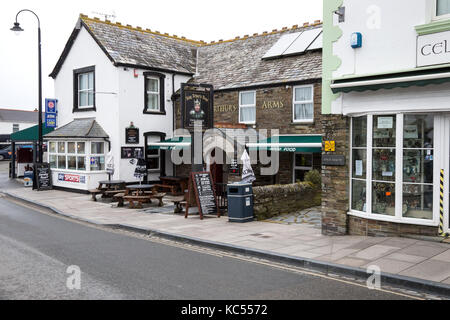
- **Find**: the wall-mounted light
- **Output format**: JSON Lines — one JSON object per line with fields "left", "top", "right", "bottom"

{"left": 333, "top": 6, "right": 345, "bottom": 23}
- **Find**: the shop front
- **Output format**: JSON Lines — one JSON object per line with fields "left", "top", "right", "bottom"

{"left": 44, "top": 119, "right": 109, "bottom": 192}
{"left": 330, "top": 77, "right": 450, "bottom": 236}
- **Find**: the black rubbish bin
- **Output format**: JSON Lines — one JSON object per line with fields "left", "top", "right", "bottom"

{"left": 227, "top": 183, "right": 254, "bottom": 223}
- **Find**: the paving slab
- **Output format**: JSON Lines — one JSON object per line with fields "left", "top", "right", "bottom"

{"left": 400, "top": 260, "right": 450, "bottom": 283}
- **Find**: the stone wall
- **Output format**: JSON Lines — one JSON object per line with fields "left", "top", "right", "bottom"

{"left": 321, "top": 114, "right": 350, "bottom": 236}
{"left": 253, "top": 182, "right": 321, "bottom": 221}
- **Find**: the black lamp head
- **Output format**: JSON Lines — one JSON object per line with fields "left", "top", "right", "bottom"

{"left": 10, "top": 22, "right": 24, "bottom": 33}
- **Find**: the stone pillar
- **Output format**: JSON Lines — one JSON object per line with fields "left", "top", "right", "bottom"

{"left": 321, "top": 114, "right": 350, "bottom": 235}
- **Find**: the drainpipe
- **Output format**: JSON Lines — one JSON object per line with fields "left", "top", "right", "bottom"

{"left": 172, "top": 73, "right": 176, "bottom": 176}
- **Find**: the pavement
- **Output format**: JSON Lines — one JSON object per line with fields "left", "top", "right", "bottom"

{"left": 0, "top": 161, "right": 449, "bottom": 296}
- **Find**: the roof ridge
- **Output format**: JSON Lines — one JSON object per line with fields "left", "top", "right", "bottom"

{"left": 79, "top": 14, "right": 322, "bottom": 47}
{"left": 80, "top": 14, "right": 204, "bottom": 46}
{"left": 0, "top": 108, "right": 39, "bottom": 112}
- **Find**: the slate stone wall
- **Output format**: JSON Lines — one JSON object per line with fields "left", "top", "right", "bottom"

{"left": 253, "top": 182, "right": 321, "bottom": 221}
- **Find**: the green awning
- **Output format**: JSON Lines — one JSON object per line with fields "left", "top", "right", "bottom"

{"left": 248, "top": 135, "right": 322, "bottom": 153}
{"left": 148, "top": 136, "right": 191, "bottom": 150}
{"left": 11, "top": 124, "right": 54, "bottom": 142}
{"left": 331, "top": 66, "right": 450, "bottom": 93}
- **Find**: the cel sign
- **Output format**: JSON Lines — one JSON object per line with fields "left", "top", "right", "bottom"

{"left": 417, "top": 30, "right": 450, "bottom": 67}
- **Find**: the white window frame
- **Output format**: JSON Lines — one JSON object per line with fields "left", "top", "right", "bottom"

{"left": 348, "top": 114, "right": 440, "bottom": 227}
{"left": 77, "top": 72, "right": 94, "bottom": 109}
{"left": 90, "top": 141, "right": 106, "bottom": 172}
{"left": 47, "top": 140, "right": 99, "bottom": 173}
{"left": 293, "top": 85, "right": 314, "bottom": 123}
{"left": 239, "top": 90, "right": 256, "bottom": 125}
{"left": 433, "top": 0, "right": 450, "bottom": 21}
{"left": 145, "top": 76, "right": 160, "bottom": 112}
{"left": 292, "top": 152, "right": 314, "bottom": 183}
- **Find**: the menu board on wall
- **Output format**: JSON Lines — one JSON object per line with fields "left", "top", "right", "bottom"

{"left": 126, "top": 127, "right": 140, "bottom": 144}
{"left": 185, "top": 172, "right": 220, "bottom": 220}
{"left": 34, "top": 163, "right": 52, "bottom": 191}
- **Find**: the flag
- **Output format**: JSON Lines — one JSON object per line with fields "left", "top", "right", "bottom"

{"left": 241, "top": 150, "right": 256, "bottom": 184}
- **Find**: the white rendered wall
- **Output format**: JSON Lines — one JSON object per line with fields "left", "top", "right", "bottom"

{"left": 330, "top": 0, "right": 441, "bottom": 114}
{"left": 0, "top": 122, "right": 35, "bottom": 135}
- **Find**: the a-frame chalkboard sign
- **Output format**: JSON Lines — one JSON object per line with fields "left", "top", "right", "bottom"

{"left": 34, "top": 162, "right": 53, "bottom": 191}
{"left": 185, "top": 172, "right": 220, "bottom": 220}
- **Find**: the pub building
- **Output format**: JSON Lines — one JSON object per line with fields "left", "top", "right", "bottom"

{"left": 321, "top": 0, "right": 450, "bottom": 237}
{"left": 46, "top": 14, "right": 324, "bottom": 192}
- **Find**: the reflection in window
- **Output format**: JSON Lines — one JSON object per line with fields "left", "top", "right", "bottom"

{"left": 402, "top": 114, "right": 434, "bottom": 220}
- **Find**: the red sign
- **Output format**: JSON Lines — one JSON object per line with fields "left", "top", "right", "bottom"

{"left": 64, "top": 174, "right": 80, "bottom": 183}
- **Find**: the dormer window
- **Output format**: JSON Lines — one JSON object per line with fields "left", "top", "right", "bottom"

{"left": 73, "top": 66, "right": 95, "bottom": 112}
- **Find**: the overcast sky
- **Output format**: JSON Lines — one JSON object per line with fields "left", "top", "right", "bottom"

{"left": 0, "top": 0, "right": 322, "bottom": 111}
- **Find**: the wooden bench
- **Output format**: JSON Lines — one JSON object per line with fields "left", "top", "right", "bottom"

{"left": 89, "top": 189, "right": 103, "bottom": 201}
{"left": 104, "top": 190, "right": 126, "bottom": 197}
{"left": 152, "top": 184, "right": 177, "bottom": 195}
{"left": 123, "top": 195, "right": 152, "bottom": 209}
{"left": 144, "top": 192, "right": 166, "bottom": 207}
{"left": 112, "top": 193, "right": 126, "bottom": 207}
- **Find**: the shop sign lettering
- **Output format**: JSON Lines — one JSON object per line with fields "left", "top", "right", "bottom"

{"left": 214, "top": 105, "right": 237, "bottom": 113}
{"left": 417, "top": 30, "right": 450, "bottom": 67}
{"left": 58, "top": 173, "right": 86, "bottom": 184}
{"left": 262, "top": 101, "right": 284, "bottom": 109}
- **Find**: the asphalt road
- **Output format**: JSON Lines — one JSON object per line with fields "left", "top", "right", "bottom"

{"left": 0, "top": 193, "right": 419, "bottom": 301}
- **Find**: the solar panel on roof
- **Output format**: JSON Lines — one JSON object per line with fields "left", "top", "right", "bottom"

{"left": 283, "top": 28, "right": 322, "bottom": 56}
{"left": 306, "top": 31, "right": 323, "bottom": 51}
{"left": 262, "top": 32, "right": 302, "bottom": 59}
{"left": 262, "top": 28, "right": 322, "bottom": 60}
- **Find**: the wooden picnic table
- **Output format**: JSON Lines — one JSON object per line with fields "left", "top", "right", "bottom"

{"left": 119, "top": 184, "right": 165, "bottom": 208}
{"left": 153, "top": 176, "right": 189, "bottom": 195}
{"left": 90, "top": 180, "right": 126, "bottom": 201}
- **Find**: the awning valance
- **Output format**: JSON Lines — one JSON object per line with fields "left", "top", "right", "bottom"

{"left": 331, "top": 66, "right": 450, "bottom": 93}
{"left": 247, "top": 135, "right": 322, "bottom": 153}
{"left": 11, "top": 125, "right": 54, "bottom": 142}
{"left": 148, "top": 136, "right": 191, "bottom": 150}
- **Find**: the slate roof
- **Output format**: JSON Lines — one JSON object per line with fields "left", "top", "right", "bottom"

{"left": 0, "top": 109, "right": 38, "bottom": 123}
{"left": 44, "top": 118, "right": 109, "bottom": 139}
{"left": 193, "top": 27, "right": 322, "bottom": 90}
{"left": 50, "top": 15, "right": 322, "bottom": 90}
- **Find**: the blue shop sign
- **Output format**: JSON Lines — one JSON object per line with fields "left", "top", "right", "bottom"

{"left": 45, "top": 99, "right": 57, "bottom": 114}
{"left": 45, "top": 113, "right": 57, "bottom": 128}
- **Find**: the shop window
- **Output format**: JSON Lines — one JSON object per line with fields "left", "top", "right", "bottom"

{"left": 436, "top": 0, "right": 450, "bottom": 17}
{"left": 293, "top": 153, "right": 313, "bottom": 182}
{"left": 402, "top": 115, "right": 434, "bottom": 220}
{"left": 349, "top": 114, "right": 436, "bottom": 224}
{"left": 48, "top": 141, "right": 86, "bottom": 171}
{"left": 351, "top": 117, "right": 367, "bottom": 212}
{"left": 73, "top": 66, "right": 95, "bottom": 112}
{"left": 239, "top": 91, "right": 256, "bottom": 124}
{"left": 293, "top": 85, "right": 314, "bottom": 123}
{"left": 372, "top": 115, "right": 396, "bottom": 216}
{"left": 90, "top": 142, "right": 105, "bottom": 171}
{"left": 12, "top": 124, "right": 19, "bottom": 133}
{"left": 144, "top": 72, "right": 165, "bottom": 114}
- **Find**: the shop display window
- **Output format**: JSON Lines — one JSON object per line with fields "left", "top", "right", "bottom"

{"left": 351, "top": 116, "right": 367, "bottom": 212}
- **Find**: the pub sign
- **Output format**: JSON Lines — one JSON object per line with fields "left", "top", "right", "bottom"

{"left": 181, "top": 83, "right": 214, "bottom": 130}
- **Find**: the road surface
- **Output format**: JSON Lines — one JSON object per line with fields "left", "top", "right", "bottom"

{"left": 0, "top": 192, "right": 420, "bottom": 300}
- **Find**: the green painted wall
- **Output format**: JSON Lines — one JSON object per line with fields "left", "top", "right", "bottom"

{"left": 322, "top": 0, "right": 344, "bottom": 114}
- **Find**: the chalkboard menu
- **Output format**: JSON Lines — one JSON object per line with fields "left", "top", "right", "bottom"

{"left": 34, "top": 163, "right": 52, "bottom": 191}
{"left": 186, "top": 172, "right": 220, "bottom": 219}
{"left": 125, "top": 127, "right": 140, "bottom": 144}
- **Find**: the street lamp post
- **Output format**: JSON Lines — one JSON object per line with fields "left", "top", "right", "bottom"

{"left": 11, "top": 9, "right": 43, "bottom": 163}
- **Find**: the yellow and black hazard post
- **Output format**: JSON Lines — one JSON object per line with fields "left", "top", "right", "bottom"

{"left": 439, "top": 169, "right": 449, "bottom": 238}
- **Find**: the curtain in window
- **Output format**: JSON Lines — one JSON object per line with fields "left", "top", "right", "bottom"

{"left": 240, "top": 107, "right": 256, "bottom": 123}
{"left": 295, "top": 87, "right": 312, "bottom": 101}
{"left": 294, "top": 103, "right": 314, "bottom": 121}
